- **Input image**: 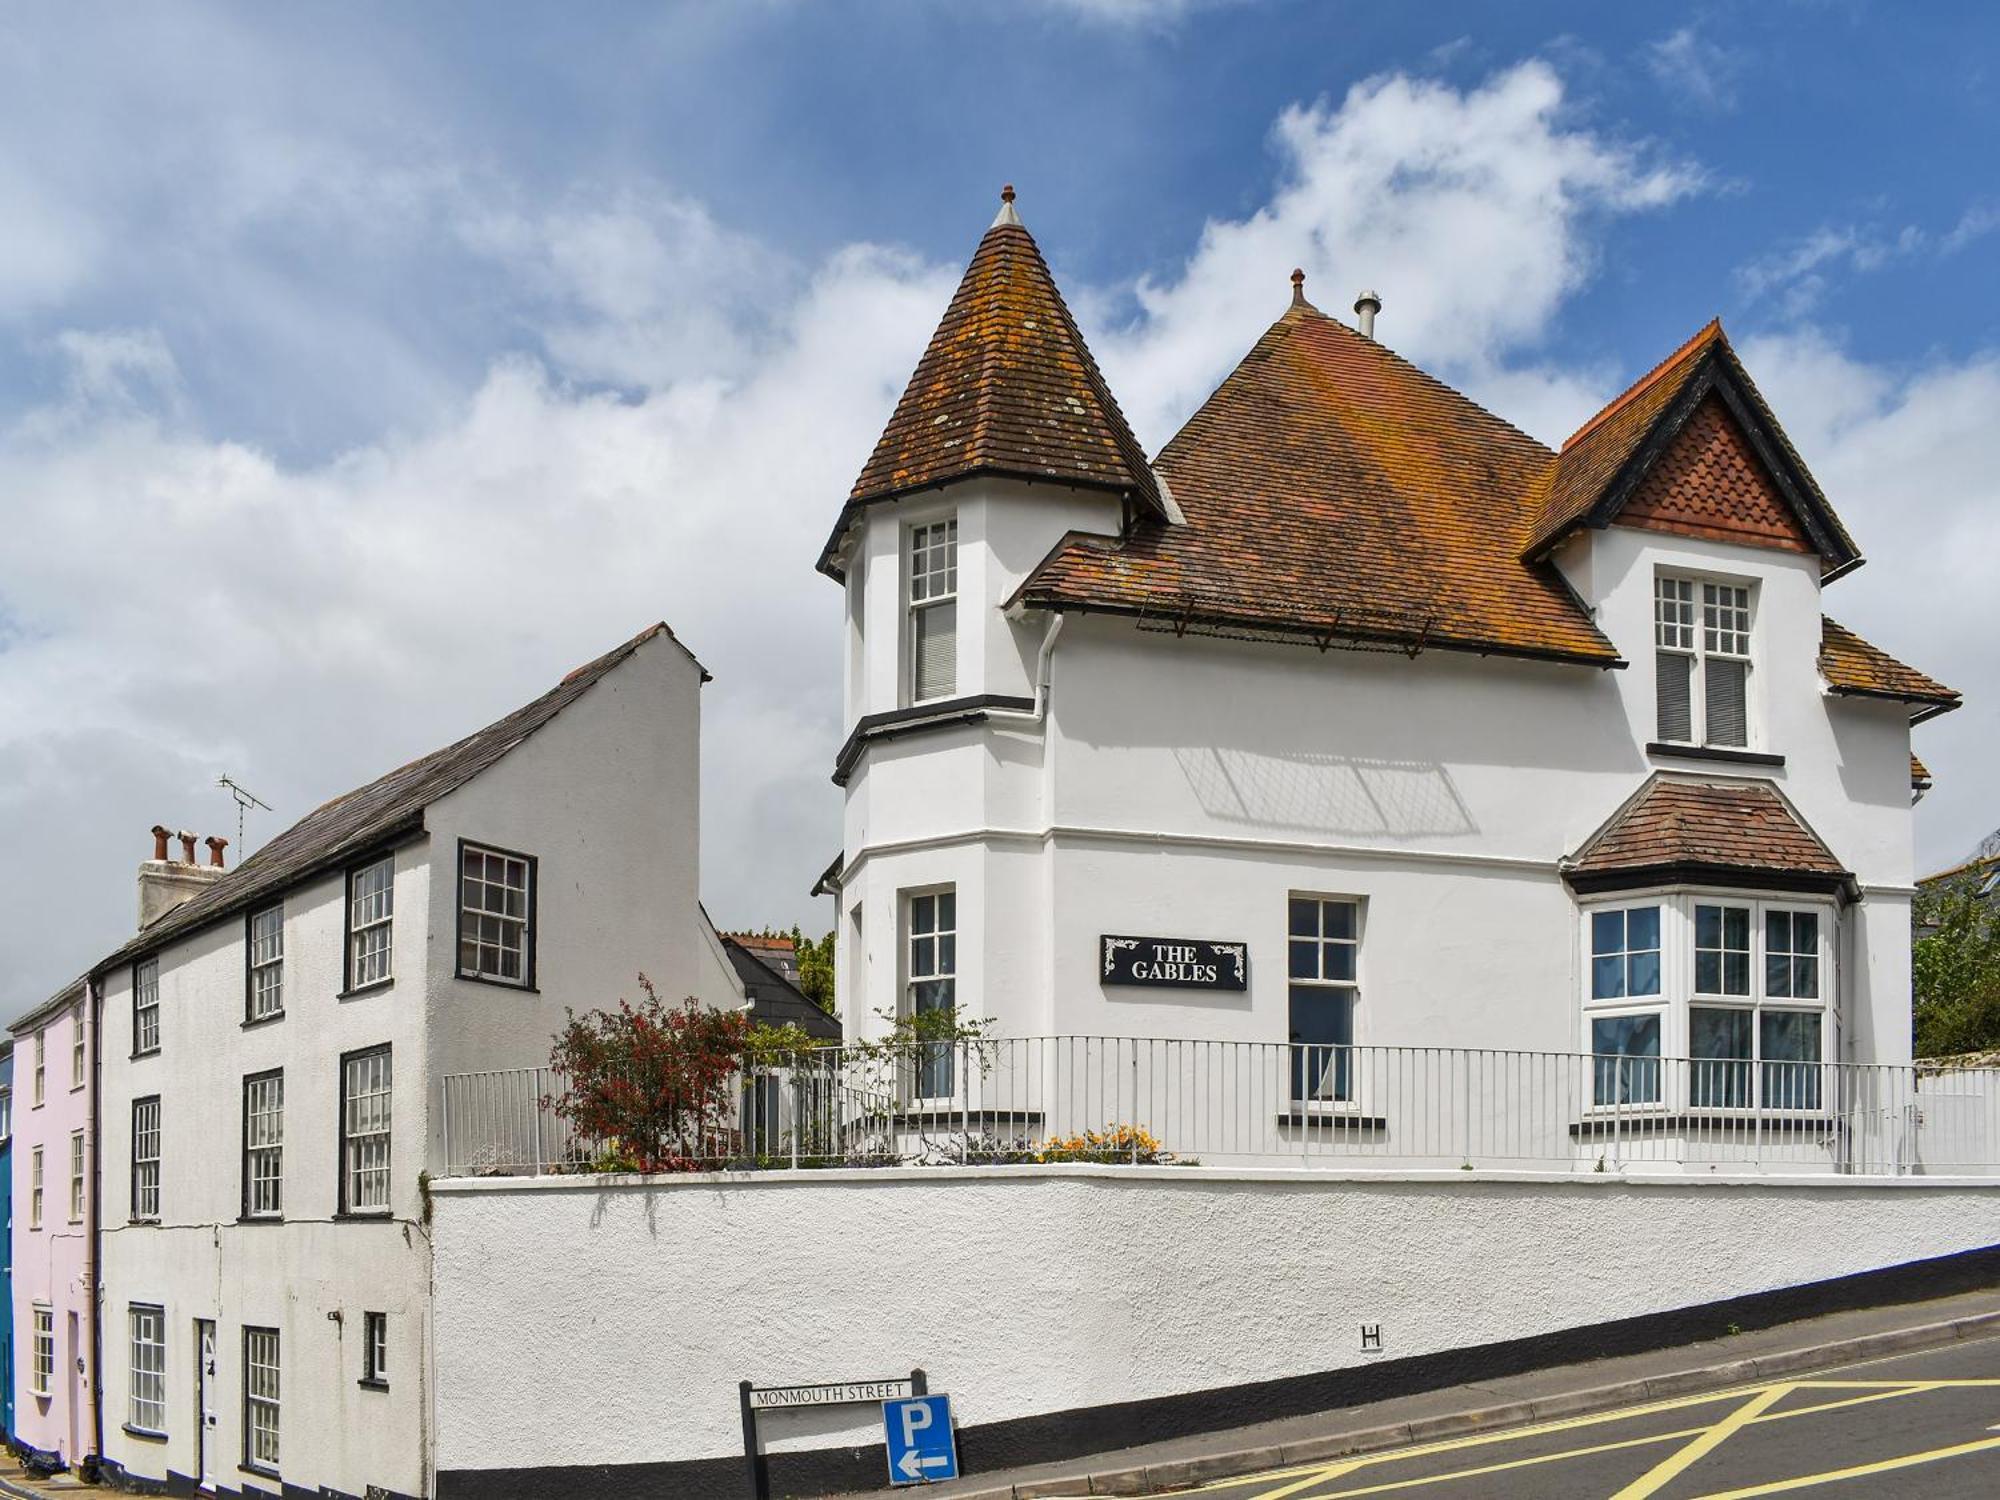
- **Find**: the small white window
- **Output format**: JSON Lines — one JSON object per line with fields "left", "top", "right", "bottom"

{"left": 1586, "top": 905, "right": 1664, "bottom": 1107}
{"left": 243, "top": 1073, "right": 283, "bottom": 1219}
{"left": 1655, "top": 575, "right": 1752, "bottom": 748}
{"left": 342, "top": 1048, "right": 393, "bottom": 1214}
{"left": 69, "top": 1130, "right": 84, "bottom": 1222}
{"left": 132, "top": 1097, "right": 161, "bottom": 1221}
{"left": 134, "top": 958, "right": 161, "bottom": 1055}
{"left": 904, "top": 892, "right": 957, "bottom": 1098}
{"left": 0, "top": 1086, "right": 12, "bottom": 1143}
{"left": 348, "top": 857, "right": 395, "bottom": 990}
{"left": 70, "top": 1004, "right": 85, "bottom": 1089}
{"left": 129, "top": 1304, "right": 167, "bottom": 1434}
{"left": 249, "top": 904, "right": 284, "bottom": 1020}
{"left": 244, "top": 1326, "right": 280, "bottom": 1472}
{"left": 32, "top": 1028, "right": 45, "bottom": 1107}
{"left": 31, "top": 1306, "right": 53, "bottom": 1395}
{"left": 30, "top": 1146, "right": 43, "bottom": 1228}
{"left": 907, "top": 519, "right": 958, "bottom": 702}
{"left": 459, "top": 845, "right": 533, "bottom": 984}
{"left": 362, "top": 1311, "right": 388, "bottom": 1387}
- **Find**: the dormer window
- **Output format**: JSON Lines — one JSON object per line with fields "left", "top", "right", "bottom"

{"left": 1655, "top": 575, "right": 1751, "bottom": 748}
{"left": 907, "top": 518, "right": 957, "bottom": 703}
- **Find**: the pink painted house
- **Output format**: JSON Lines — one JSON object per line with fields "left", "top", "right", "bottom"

{"left": 9, "top": 977, "right": 97, "bottom": 1474}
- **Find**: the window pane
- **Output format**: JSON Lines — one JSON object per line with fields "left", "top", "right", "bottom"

{"left": 1288, "top": 898, "right": 1319, "bottom": 938}
{"left": 1705, "top": 657, "right": 1749, "bottom": 747}
{"left": 1289, "top": 939, "right": 1317, "bottom": 979}
{"left": 1656, "top": 652, "right": 1693, "bottom": 742}
{"left": 1696, "top": 905, "right": 1720, "bottom": 949}
{"left": 913, "top": 600, "right": 957, "bottom": 700}
{"left": 1690, "top": 1007, "right": 1753, "bottom": 1108}
{"left": 1591, "top": 909, "right": 1624, "bottom": 956}
{"left": 1322, "top": 902, "right": 1356, "bottom": 940}
{"left": 1592, "top": 955, "right": 1626, "bottom": 1001}
{"left": 1627, "top": 949, "right": 1661, "bottom": 998}
{"left": 1322, "top": 941, "right": 1355, "bottom": 981}
{"left": 1591, "top": 1014, "right": 1661, "bottom": 1105}
{"left": 1288, "top": 985, "right": 1354, "bottom": 1104}
{"left": 1626, "top": 906, "right": 1660, "bottom": 953}
{"left": 1761, "top": 1011, "right": 1822, "bottom": 1110}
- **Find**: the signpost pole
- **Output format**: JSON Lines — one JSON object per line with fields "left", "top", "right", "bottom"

{"left": 739, "top": 1380, "right": 767, "bottom": 1500}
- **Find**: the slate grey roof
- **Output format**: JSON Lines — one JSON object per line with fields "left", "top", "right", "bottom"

{"left": 724, "top": 938, "right": 842, "bottom": 1042}
{"left": 71, "top": 623, "right": 698, "bottom": 997}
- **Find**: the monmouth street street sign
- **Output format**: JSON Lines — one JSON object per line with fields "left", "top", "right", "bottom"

{"left": 1101, "top": 934, "right": 1248, "bottom": 991}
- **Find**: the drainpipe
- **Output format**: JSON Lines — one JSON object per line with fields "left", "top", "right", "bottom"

{"left": 86, "top": 974, "right": 104, "bottom": 1481}
{"left": 986, "top": 612, "right": 1065, "bottom": 728}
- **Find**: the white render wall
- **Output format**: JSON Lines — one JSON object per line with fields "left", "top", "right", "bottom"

{"left": 94, "top": 626, "right": 733, "bottom": 1500}
{"left": 430, "top": 1167, "right": 2000, "bottom": 1482}
{"left": 97, "top": 845, "right": 432, "bottom": 1498}
{"left": 836, "top": 478, "right": 1924, "bottom": 1062}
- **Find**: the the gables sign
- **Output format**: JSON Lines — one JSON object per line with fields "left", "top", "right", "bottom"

{"left": 1100, "top": 935, "right": 1248, "bottom": 992}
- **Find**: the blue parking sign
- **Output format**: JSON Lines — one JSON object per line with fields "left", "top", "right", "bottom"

{"left": 883, "top": 1393, "right": 958, "bottom": 1485}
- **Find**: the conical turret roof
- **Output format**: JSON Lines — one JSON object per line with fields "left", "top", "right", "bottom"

{"left": 819, "top": 187, "right": 1162, "bottom": 578}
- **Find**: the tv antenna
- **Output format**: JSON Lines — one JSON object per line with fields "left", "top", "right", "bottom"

{"left": 218, "top": 776, "right": 273, "bottom": 854}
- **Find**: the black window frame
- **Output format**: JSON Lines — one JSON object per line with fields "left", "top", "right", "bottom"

{"left": 340, "top": 851, "right": 398, "bottom": 998}
{"left": 239, "top": 1068, "right": 285, "bottom": 1223}
{"left": 132, "top": 955, "right": 161, "bottom": 1060}
{"left": 336, "top": 1044, "right": 394, "bottom": 1218}
{"left": 241, "top": 1324, "right": 280, "bottom": 1477}
{"left": 453, "top": 838, "right": 540, "bottom": 991}
{"left": 130, "top": 1094, "right": 162, "bottom": 1223}
{"left": 243, "top": 902, "right": 286, "bottom": 1028}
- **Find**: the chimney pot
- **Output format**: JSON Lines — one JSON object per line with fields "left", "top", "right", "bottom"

{"left": 1353, "top": 289, "right": 1382, "bottom": 340}
{"left": 177, "top": 830, "right": 197, "bottom": 864}
{"left": 205, "top": 835, "right": 229, "bottom": 869}
{"left": 151, "top": 825, "right": 171, "bottom": 862}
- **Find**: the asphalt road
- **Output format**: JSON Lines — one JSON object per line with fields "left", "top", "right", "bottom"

{"left": 1186, "top": 1335, "right": 2000, "bottom": 1499}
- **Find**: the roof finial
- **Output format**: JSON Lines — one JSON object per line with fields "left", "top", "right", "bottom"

{"left": 1290, "top": 268, "right": 1306, "bottom": 308}
{"left": 991, "top": 183, "right": 1023, "bottom": 229}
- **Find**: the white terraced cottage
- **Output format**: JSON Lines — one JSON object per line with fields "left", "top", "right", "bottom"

{"left": 815, "top": 189, "right": 1962, "bottom": 1165}
{"left": 64, "top": 623, "right": 741, "bottom": 1500}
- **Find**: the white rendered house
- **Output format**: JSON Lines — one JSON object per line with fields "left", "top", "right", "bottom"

{"left": 78, "top": 623, "right": 738, "bottom": 1499}
{"left": 817, "top": 191, "right": 1959, "bottom": 1132}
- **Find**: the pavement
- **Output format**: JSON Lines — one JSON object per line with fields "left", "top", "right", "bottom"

{"left": 839, "top": 1285, "right": 2000, "bottom": 1499}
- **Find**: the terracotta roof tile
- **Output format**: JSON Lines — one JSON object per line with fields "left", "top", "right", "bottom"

{"left": 1567, "top": 776, "right": 1849, "bottom": 888}
{"left": 819, "top": 204, "right": 1159, "bottom": 576}
{"left": 1017, "top": 302, "right": 1619, "bottom": 664}
{"left": 1911, "top": 752, "right": 1932, "bottom": 788}
{"left": 1820, "top": 617, "right": 1959, "bottom": 718}
{"left": 1524, "top": 322, "right": 1861, "bottom": 570}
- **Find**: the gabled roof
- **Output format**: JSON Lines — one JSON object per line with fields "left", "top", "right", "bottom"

{"left": 1564, "top": 775, "right": 1853, "bottom": 897}
{"left": 1016, "top": 292, "right": 1620, "bottom": 665}
{"left": 87, "top": 623, "right": 698, "bottom": 981}
{"left": 1911, "top": 752, "right": 1932, "bottom": 792}
{"left": 1819, "top": 617, "right": 1960, "bottom": 723}
{"left": 1525, "top": 320, "right": 1862, "bottom": 574}
{"left": 722, "top": 937, "right": 841, "bottom": 1041}
{"left": 819, "top": 189, "right": 1162, "bottom": 579}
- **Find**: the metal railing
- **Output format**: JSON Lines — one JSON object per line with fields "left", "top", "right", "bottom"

{"left": 438, "top": 1038, "right": 2000, "bottom": 1178}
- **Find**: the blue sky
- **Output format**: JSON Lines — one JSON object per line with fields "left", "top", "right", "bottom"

{"left": 2, "top": 1, "right": 1997, "bottom": 1018}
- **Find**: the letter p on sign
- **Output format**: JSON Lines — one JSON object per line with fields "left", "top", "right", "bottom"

{"left": 883, "top": 1394, "right": 958, "bottom": 1485}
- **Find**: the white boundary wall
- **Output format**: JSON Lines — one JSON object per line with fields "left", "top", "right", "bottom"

{"left": 430, "top": 1167, "right": 2000, "bottom": 1480}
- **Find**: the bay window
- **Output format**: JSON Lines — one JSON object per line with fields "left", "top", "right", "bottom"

{"left": 1582, "top": 894, "right": 1829, "bottom": 1114}
{"left": 1655, "top": 575, "right": 1752, "bottom": 748}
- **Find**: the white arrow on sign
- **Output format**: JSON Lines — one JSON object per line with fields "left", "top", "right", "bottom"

{"left": 896, "top": 1449, "right": 950, "bottom": 1480}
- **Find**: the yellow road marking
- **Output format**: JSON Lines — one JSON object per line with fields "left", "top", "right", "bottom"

{"left": 1607, "top": 1383, "right": 1794, "bottom": 1499}
{"left": 1687, "top": 1433, "right": 2000, "bottom": 1497}
{"left": 1230, "top": 1384, "right": 1938, "bottom": 1499}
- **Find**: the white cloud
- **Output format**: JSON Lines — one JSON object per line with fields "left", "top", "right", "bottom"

{"left": 1735, "top": 224, "right": 1926, "bottom": 319}
{"left": 1646, "top": 25, "right": 1747, "bottom": 113}
{"left": 1096, "top": 61, "right": 1702, "bottom": 450}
